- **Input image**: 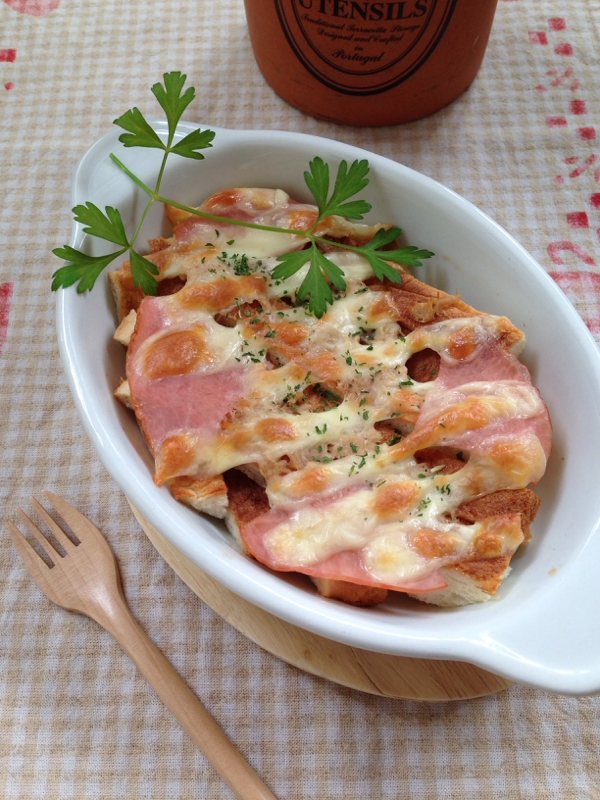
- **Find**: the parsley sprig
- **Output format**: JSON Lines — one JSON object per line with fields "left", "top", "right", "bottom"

{"left": 271, "top": 156, "right": 434, "bottom": 315}
{"left": 52, "top": 72, "right": 433, "bottom": 317}
{"left": 52, "top": 72, "right": 214, "bottom": 295}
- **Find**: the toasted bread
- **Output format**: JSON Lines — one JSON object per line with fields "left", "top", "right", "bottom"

{"left": 111, "top": 187, "right": 552, "bottom": 608}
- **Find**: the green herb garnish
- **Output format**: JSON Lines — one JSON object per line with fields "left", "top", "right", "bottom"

{"left": 52, "top": 72, "right": 433, "bottom": 317}
{"left": 52, "top": 72, "right": 214, "bottom": 296}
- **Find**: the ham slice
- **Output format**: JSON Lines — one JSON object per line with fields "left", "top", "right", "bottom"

{"left": 126, "top": 295, "right": 248, "bottom": 482}
{"left": 427, "top": 334, "right": 553, "bottom": 462}
{"left": 240, "top": 495, "right": 448, "bottom": 593}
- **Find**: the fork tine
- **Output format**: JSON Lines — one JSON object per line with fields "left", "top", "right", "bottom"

{"left": 29, "top": 496, "right": 77, "bottom": 552}
{"left": 43, "top": 491, "right": 104, "bottom": 545}
{"left": 16, "top": 508, "right": 61, "bottom": 560}
{"left": 6, "top": 519, "right": 54, "bottom": 572}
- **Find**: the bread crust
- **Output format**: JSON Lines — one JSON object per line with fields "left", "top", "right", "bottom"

{"left": 170, "top": 474, "right": 229, "bottom": 520}
{"left": 311, "top": 577, "right": 389, "bottom": 606}
{"left": 182, "top": 468, "right": 540, "bottom": 607}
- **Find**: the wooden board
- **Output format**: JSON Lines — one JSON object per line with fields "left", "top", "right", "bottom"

{"left": 129, "top": 504, "right": 514, "bottom": 701}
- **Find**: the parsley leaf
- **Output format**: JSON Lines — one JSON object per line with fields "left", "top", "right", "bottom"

{"left": 316, "top": 247, "right": 346, "bottom": 292}
{"left": 270, "top": 157, "right": 371, "bottom": 316}
{"left": 114, "top": 72, "right": 214, "bottom": 160}
{"left": 170, "top": 127, "right": 215, "bottom": 160}
{"left": 113, "top": 107, "right": 165, "bottom": 150}
{"left": 382, "top": 244, "right": 436, "bottom": 266}
{"left": 272, "top": 245, "right": 346, "bottom": 318}
{"left": 51, "top": 204, "right": 132, "bottom": 292}
{"left": 296, "top": 251, "right": 335, "bottom": 319}
{"left": 272, "top": 249, "right": 311, "bottom": 280}
{"left": 51, "top": 246, "right": 125, "bottom": 293}
{"left": 360, "top": 226, "right": 435, "bottom": 282}
{"left": 72, "top": 203, "right": 129, "bottom": 247}
{"left": 51, "top": 244, "right": 158, "bottom": 295}
{"left": 151, "top": 71, "right": 195, "bottom": 143}
{"left": 52, "top": 203, "right": 159, "bottom": 294}
{"left": 305, "top": 157, "right": 371, "bottom": 222}
{"left": 130, "top": 250, "right": 160, "bottom": 295}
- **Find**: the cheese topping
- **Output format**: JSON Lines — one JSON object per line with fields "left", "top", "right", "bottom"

{"left": 124, "top": 188, "right": 552, "bottom": 591}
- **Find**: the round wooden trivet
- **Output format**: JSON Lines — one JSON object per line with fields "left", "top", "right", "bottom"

{"left": 129, "top": 503, "right": 513, "bottom": 701}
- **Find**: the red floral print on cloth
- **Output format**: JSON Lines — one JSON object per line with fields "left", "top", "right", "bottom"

{"left": 550, "top": 271, "right": 600, "bottom": 334}
{"left": 2, "top": 0, "right": 60, "bottom": 14}
{"left": 0, "top": 48, "right": 16, "bottom": 90}
{"left": 548, "top": 241, "right": 595, "bottom": 267}
{"left": 528, "top": 13, "right": 600, "bottom": 338}
{"left": 0, "top": 282, "right": 13, "bottom": 356}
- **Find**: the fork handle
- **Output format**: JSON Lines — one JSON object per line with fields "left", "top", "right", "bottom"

{"left": 95, "top": 593, "right": 278, "bottom": 800}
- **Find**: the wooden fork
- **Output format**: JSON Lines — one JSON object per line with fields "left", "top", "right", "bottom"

{"left": 7, "top": 491, "right": 277, "bottom": 800}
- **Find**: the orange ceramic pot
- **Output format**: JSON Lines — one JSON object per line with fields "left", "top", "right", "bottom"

{"left": 244, "top": 0, "right": 499, "bottom": 126}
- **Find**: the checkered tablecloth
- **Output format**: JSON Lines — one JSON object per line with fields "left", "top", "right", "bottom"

{"left": 2, "top": 1, "right": 600, "bottom": 798}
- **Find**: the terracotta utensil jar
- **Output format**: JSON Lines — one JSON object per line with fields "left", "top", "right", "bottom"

{"left": 244, "top": 0, "right": 499, "bottom": 126}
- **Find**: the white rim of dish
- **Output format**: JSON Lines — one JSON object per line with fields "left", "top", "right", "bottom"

{"left": 56, "top": 122, "right": 600, "bottom": 695}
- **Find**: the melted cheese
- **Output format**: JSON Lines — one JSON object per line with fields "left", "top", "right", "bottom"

{"left": 124, "top": 188, "right": 552, "bottom": 589}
